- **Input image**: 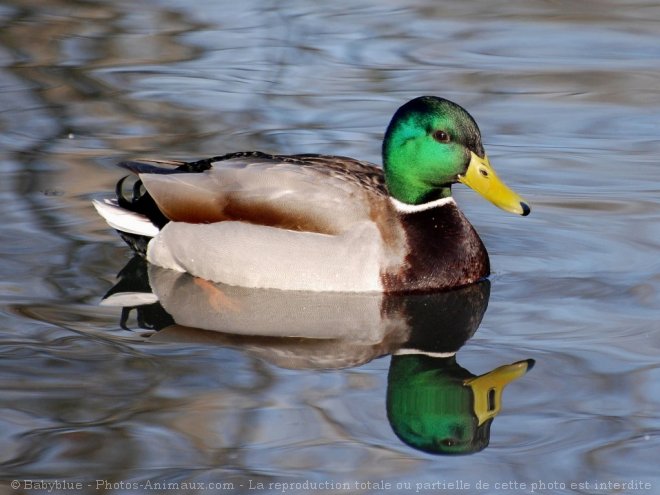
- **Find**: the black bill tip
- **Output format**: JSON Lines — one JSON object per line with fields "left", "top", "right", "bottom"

{"left": 520, "top": 202, "right": 531, "bottom": 216}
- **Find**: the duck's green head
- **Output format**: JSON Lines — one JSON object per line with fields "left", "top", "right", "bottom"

{"left": 383, "top": 96, "right": 530, "bottom": 215}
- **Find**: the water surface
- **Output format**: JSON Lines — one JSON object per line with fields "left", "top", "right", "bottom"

{"left": 1, "top": 0, "right": 659, "bottom": 493}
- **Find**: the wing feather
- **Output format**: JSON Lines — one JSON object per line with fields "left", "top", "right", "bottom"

{"left": 139, "top": 155, "right": 389, "bottom": 235}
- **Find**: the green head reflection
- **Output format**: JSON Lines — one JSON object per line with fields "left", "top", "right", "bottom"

{"left": 387, "top": 355, "right": 534, "bottom": 455}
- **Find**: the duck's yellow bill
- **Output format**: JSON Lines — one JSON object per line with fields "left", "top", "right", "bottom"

{"left": 464, "top": 359, "right": 534, "bottom": 425}
{"left": 458, "top": 152, "right": 530, "bottom": 216}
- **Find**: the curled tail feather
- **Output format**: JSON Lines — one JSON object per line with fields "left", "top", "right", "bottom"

{"left": 93, "top": 198, "right": 159, "bottom": 237}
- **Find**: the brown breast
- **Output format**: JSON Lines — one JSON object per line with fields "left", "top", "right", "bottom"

{"left": 381, "top": 203, "right": 489, "bottom": 293}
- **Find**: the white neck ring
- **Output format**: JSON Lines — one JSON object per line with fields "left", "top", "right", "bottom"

{"left": 390, "top": 196, "right": 455, "bottom": 214}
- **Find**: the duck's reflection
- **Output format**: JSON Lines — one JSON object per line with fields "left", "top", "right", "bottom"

{"left": 103, "top": 256, "right": 533, "bottom": 455}
{"left": 383, "top": 285, "right": 533, "bottom": 455}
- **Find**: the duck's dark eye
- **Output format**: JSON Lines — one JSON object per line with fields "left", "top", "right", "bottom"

{"left": 433, "top": 130, "right": 450, "bottom": 143}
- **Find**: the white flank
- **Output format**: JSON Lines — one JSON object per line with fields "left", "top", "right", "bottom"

{"left": 147, "top": 220, "right": 386, "bottom": 292}
{"left": 92, "top": 199, "right": 159, "bottom": 237}
{"left": 390, "top": 196, "right": 455, "bottom": 214}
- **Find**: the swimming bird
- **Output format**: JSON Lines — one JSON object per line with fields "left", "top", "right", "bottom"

{"left": 94, "top": 96, "right": 530, "bottom": 293}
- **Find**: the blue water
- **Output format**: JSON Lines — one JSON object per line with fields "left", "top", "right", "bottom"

{"left": 1, "top": 1, "right": 659, "bottom": 493}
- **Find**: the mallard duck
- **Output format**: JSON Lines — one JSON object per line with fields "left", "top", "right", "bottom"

{"left": 94, "top": 96, "right": 530, "bottom": 293}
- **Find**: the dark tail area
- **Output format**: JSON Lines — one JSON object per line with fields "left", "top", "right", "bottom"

{"left": 111, "top": 158, "right": 217, "bottom": 255}
{"left": 115, "top": 175, "right": 170, "bottom": 229}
